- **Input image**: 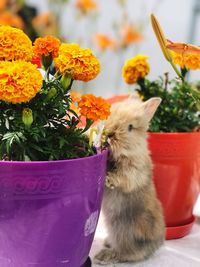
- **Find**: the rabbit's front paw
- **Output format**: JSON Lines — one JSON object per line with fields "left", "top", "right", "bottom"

{"left": 94, "top": 248, "right": 119, "bottom": 265}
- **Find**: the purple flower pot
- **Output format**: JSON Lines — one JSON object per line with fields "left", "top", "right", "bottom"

{"left": 0, "top": 150, "right": 107, "bottom": 267}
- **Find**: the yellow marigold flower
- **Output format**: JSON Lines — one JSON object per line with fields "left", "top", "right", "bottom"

{"left": 172, "top": 52, "right": 200, "bottom": 70}
{"left": 0, "top": 25, "right": 33, "bottom": 61}
{"left": 0, "top": 12, "right": 24, "bottom": 29}
{"left": 122, "top": 55, "right": 150, "bottom": 84}
{"left": 55, "top": 44, "right": 100, "bottom": 82}
{"left": 33, "top": 35, "right": 61, "bottom": 58}
{"left": 0, "top": 61, "right": 43, "bottom": 104}
{"left": 78, "top": 94, "right": 111, "bottom": 121}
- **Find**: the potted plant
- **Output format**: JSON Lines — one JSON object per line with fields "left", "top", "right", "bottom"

{"left": 0, "top": 26, "right": 111, "bottom": 267}
{"left": 119, "top": 15, "right": 200, "bottom": 240}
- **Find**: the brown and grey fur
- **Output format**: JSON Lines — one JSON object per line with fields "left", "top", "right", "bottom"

{"left": 94, "top": 97, "right": 165, "bottom": 265}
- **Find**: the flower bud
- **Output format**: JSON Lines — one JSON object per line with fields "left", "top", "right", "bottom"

{"left": 46, "top": 87, "right": 57, "bottom": 100}
{"left": 22, "top": 108, "right": 33, "bottom": 127}
{"left": 61, "top": 73, "right": 72, "bottom": 90}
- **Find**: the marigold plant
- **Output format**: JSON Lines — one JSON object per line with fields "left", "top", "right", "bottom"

{"left": 0, "top": 25, "right": 33, "bottom": 61}
{"left": 55, "top": 43, "right": 100, "bottom": 82}
{"left": 0, "top": 26, "right": 110, "bottom": 161}
{"left": 121, "top": 15, "right": 200, "bottom": 133}
{"left": 151, "top": 14, "right": 200, "bottom": 106}
{"left": 122, "top": 54, "right": 150, "bottom": 84}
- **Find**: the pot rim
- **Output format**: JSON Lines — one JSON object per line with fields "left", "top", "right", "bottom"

{"left": 148, "top": 132, "right": 200, "bottom": 136}
{"left": 0, "top": 148, "right": 108, "bottom": 165}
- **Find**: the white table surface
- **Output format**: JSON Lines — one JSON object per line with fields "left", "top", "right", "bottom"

{"left": 90, "top": 210, "right": 200, "bottom": 267}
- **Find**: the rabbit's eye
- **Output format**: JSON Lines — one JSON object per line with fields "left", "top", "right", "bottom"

{"left": 128, "top": 124, "right": 134, "bottom": 131}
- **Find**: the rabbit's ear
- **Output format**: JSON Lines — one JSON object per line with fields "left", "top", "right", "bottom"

{"left": 142, "top": 97, "right": 162, "bottom": 122}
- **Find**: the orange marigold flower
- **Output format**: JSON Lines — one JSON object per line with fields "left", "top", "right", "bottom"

{"left": 94, "top": 34, "right": 117, "bottom": 51}
{"left": 0, "top": 12, "right": 24, "bottom": 29}
{"left": 0, "top": 25, "right": 33, "bottom": 61}
{"left": 55, "top": 43, "right": 100, "bottom": 82}
{"left": 0, "top": 61, "right": 43, "bottom": 104}
{"left": 78, "top": 94, "right": 111, "bottom": 121}
{"left": 76, "top": 0, "right": 97, "bottom": 13}
{"left": 122, "top": 55, "right": 150, "bottom": 84}
{"left": 33, "top": 35, "right": 61, "bottom": 58}
{"left": 172, "top": 52, "right": 200, "bottom": 70}
{"left": 120, "top": 24, "right": 143, "bottom": 47}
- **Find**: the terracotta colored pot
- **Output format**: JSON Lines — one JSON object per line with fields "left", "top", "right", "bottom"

{"left": 148, "top": 132, "right": 200, "bottom": 239}
{"left": 107, "top": 94, "right": 129, "bottom": 105}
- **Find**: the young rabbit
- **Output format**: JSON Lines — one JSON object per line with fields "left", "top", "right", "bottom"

{"left": 94, "top": 97, "right": 165, "bottom": 265}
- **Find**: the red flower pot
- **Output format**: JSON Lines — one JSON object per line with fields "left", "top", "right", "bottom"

{"left": 148, "top": 132, "right": 200, "bottom": 239}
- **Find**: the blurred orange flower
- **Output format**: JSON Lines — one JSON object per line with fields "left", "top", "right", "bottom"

{"left": 94, "top": 34, "right": 117, "bottom": 51}
{"left": 120, "top": 24, "right": 143, "bottom": 47}
{"left": 0, "top": 0, "right": 6, "bottom": 11}
{"left": 76, "top": 0, "right": 97, "bottom": 13}
{"left": 78, "top": 94, "right": 111, "bottom": 121}
{"left": 71, "top": 91, "right": 81, "bottom": 103}
{"left": 33, "top": 35, "right": 61, "bottom": 58}
{"left": 70, "top": 91, "right": 82, "bottom": 114}
{"left": 0, "top": 11, "right": 24, "bottom": 29}
{"left": 32, "top": 12, "right": 58, "bottom": 36}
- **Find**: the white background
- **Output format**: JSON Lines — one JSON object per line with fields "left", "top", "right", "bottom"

{"left": 27, "top": 0, "right": 200, "bottom": 97}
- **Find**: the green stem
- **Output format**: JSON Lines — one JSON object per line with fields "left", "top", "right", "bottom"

{"left": 47, "top": 67, "right": 50, "bottom": 81}
{"left": 81, "top": 119, "right": 93, "bottom": 134}
{"left": 169, "top": 60, "right": 184, "bottom": 82}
